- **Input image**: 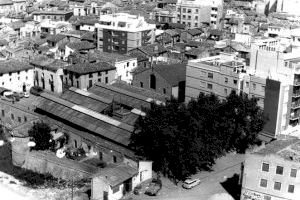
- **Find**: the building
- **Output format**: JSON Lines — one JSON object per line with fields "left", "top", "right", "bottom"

{"left": 0, "top": 0, "right": 13, "bottom": 16}
{"left": 20, "top": 21, "right": 41, "bottom": 39}
{"left": 175, "top": 0, "right": 223, "bottom": 29}
{"left": 30, "top": 56, "right": 68, "bottom": 94}
{"left": 132, "top": 63, "right": 186, "bottom": 102}
{"left": 276, "top": 0, "right": 300, "bottom": 16}
{"left": 241, "top": 136, "right": 300, "bottom": 200}
{"left": 69, "top": 50, "right": 138, "bottom": 84}
{"left": 95, "top": 13, "right": 156, "bottom": 54}
{"left": 73, "top": 2, "right": 102, "bottom": 16}
{"left": 0, "top": 60, "right": 34, "bottom": 92}
{"left": 32, "top": 10, "right": 73, "bottom": 22}
{"left": 63, "top": 62, "right": 116, "bottom": 90}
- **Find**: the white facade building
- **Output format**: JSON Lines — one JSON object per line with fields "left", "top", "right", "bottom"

{"left": 0, "top": 60, "right": 34, "bottom": 92}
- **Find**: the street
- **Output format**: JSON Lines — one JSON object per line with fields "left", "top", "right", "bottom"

{"left": 129, "top": 153, "right": 245, "bottom": 200}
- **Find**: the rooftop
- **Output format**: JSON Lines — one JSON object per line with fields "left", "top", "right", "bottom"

{"left": 255, "top": 136, "right": 300, "bottom": 162}
{"left": 65, "top": 62, "right": 115, "bottom": 74}
{"left": 80, "top": 50, "right": 135, "bottom": 63}
{"left": 30, "top": 56, "right": 68, "bottom": 71}
{"left": 46, "top": 34, "right": 67, "bottom": 43}
{"left": 0, "top": 60, "right": 33, "bottom": 74}
{"left": 152, "top": 63, "right": 186, "bottom": 86}
{"left": 66, "top": 41, "right": 95, "bottom": 51}
{"left": 32, "top": 9, "right": 73, "bottom": 15}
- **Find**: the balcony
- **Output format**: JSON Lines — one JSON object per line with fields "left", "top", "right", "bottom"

{"left": 292, "top": 92, "right": 300, "bottom": 98}
{"left": 291, "top": 102, "right": 300, "bottom": 109}
{"left": 294, "top": 80, "right": 300, "bottom": 86}
{"left": 290, "top": 114, "right": 300, "bottom": 120}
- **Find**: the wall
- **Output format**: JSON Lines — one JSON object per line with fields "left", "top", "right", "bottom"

{"left": 242, "top": 153, "right": 300, "bottom": 200}
{"left": 92, "top": 176, "right": 108, "bottom": 200}
{"left": 34, "top": 67, "right": 63, "bottom": 94}
{"left": 115, "top": 58, "right": 137, "bottom": 84}
{"left": 0, "top": 69, "right": 34, "bottom": 92}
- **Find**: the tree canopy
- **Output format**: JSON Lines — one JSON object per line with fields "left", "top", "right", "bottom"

{"left": 130, "top": 92, "right": 266, "bottom": 182}
{"left": 28, "top": 121, "right": 53, "bottom": 151}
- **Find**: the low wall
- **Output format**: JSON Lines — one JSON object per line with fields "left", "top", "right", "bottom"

{"left": 11, "top": 138, "right": 97, "bottom": 181}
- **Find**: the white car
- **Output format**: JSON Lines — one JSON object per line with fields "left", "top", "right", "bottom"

{"left": 182, "top": 178, "right": 201, "bottom": 189}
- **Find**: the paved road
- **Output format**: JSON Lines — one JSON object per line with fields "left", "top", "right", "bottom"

{"left": 129, "top": 153, "right": 245, "bottom": 200}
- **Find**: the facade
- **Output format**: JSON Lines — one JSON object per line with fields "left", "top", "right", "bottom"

{"left": 95, "top": 13, "right": 156, "bottom": 54}
{"left": 32, "top": 10, "right": 73, "bottom": 22}
{"left": 276, "top": 0, "right": 300, "bottom": 16}
{"left": 73, "top": 2, "right": 102, "bottom": 16}
{"left": 0, "top": 60, "right": 34, "bottom": 92}
{"left": 241, "top": 137, "right": 300, "bottom": 200}
{"left": 20, "top": 21, "right": 41, "bottom": 39}
{"left": 132, "top": 63, "right": 186, "bottom": 102}
{"left": 154, "top": 8, "right": 176, "bottom": 24}
{"left": 30, "top": 56, "right": 68, "bottom": 94}
{"left": 175, "top": 0, "right": 223, "bottom": 29}
{"left": 0, "top": 0, "right": 13, "bottom": 16}
{"left": 63, "top": 62, "right": 116, "bottom": 90}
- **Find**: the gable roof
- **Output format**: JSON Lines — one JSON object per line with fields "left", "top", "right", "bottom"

{"left": 65, "top": 62, "right": 115, "bottom": 74}
{"left": 153, "top": 63, "right": 186, "bottom": 86}
{"left": 0, "top": 60, "right": 33, "bottom": 74}
{"left": 67, "top": 41, "right": 95, "bottom": 51}
{"left": 46, "top": 34, "right": 67, "bottom": 43}
{"left": 139, "top": 43, "right": 168, "bottom": 56}
{"left": 30, "top": 56, "right": 68, "bottom": 71}
{"left": 186, "top": 28, "right": 202, "bottom": 36}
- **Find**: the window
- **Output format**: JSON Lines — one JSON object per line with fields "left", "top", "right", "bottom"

{"left": 89, "top": 80, "right": 92, "bottom": 88}
{"left": 18, "top": 117, "right": 21, "bottom": 123}
{"left": 113, "top": 155, "right": 117, "bottom": 163}
{"left": 26, "top": 76, "right": 28, "bottom": 80}
{"left": 195, "top": 23, "right": 198, "bottom": 27}
{"left": 24, "top": 116, "right": 27, "bottom": 122}
{"left": 264, "top": 196, "right": 271, "bottom": 200}
{"left": 207, "top": 83, "right": 213, "bottom": 89}
{"left": 276, "top": 166, "right": 284, "bottom": 175}
{"left": 98, "top": 78, "right": 101, "bottom": 83}
{"left": 106, "top": 71, "right": 108, "bottom": 75}
{"left": 291, "top": 168, "right": 297, "bottom": 178}
{"left": 195, "top": 9, "right": 198, "bottom": 13}
{"left": 195, "top": 16, "right": 198, "bottom": 20}
{"left": 288, "top": 185, "right": 295, "bottom": 193}
{"left": 163, "top": 88, "right": 166, "bottom": 94}
{"left": 225, "top": 77, "right": 228, "bottom": 83}
{"left": 127, "top": 62, "right": 129, "bottom": 67}
{"left": 260, "top": 179, "right": 267, "bottom": 188}
{"left": 262, "top": 163, "right": 269, "bottom": 172}
{"left": 261, "top": 86, "right": 265, "bottom": 92}
{"left": 224, "top": 88, "right": 228, "bottom": 95}
{"left": 253, "top": 83, "right": 256, "bottom": 90}
{"left": 9, "top": 72, "right": 12, "bottom": 76}
{"left": 112, "top": 185, "right": 119, "bottom": 193}
{"left": 274, "top": 182, "right": 281, "bottom": 190}
{"left": 140, "top": 82, "right": 143, "bottom": 88}
{"left": 1, "top": 110, "right": 4, "bottom": 117}
{"left": 183, "top": 8, "right": 186, "bottom": 13}
{"left": 105, "top": 77, "right": 108, "bottom": 84}
{"left": 208, "top": 72, "right": 213, "bottom": 79}
{"left": 200, "top": 81, "right": 206, "bottom": 87}
{"left": 150, "top": 74, "right": 156, "bottom": 90}
{"left": 246, "top": 82, "right": 249, "bottom": 88}
{"left": 187, "top": 9, "right": 191, "bottom": 13}
{"left": 233, "top": 80, "right": 237, "bottom": 85}
{"left": 89, "top": 73, "right": 93, "bottom": 78}
{"left": 11, "top": 113, "right": 14, "bottom": 120}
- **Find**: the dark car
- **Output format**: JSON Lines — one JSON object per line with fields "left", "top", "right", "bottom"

{"left": 30, "top": 86, "right": 44, "bottom": 96}
{"left": 145, "top": 178, "right": 162, "bottom": 196}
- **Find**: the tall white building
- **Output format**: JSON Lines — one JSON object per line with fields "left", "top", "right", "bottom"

{"left": 95, "top": 13, "right": 156, "bottom": 54}
{"left": 175, "top": 0, "right": 223, "bottom": 29}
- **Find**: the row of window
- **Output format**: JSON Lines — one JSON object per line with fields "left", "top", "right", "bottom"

{"left": 88, "top": 71, "right": 109, "bottom": 78}
{"left": 1, "top": 110, "right": 27, "bottom": 123}
{"left": 178, "top": 15, "right": 198, "bottom": 20}
{"left": 0, "top": 70, "right": 29, "bottom": 77}
{"left": 262, "top": 163, "right": 297, "bottom": 177}
{"left": 177, "top": 8, "right": 199, "bottom": 13}
{"left": 260, "top": 179, "right": 295, "bottom": 193}
{"left": 179, "top": 21, "right": 198, "bottom": 27}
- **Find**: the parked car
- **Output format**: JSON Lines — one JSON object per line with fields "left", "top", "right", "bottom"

{"left": 30, "top": 86, "right": 43, "bottom": 96}
{"left": 145, "top": 178, "right": 162, "bottom": 196}
{"left": 133, "top": 185, "right": 143, "bottom": 195}
{"left": 182, "top": 178, "right": 201, "bottom": 189}
{"left": 24, "top": 92, "right": 30, "bottom": 98}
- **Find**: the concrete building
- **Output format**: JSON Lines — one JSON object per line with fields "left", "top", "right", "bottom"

{"left": 241, "top": 136, "right": 300, "bottom": 200}
{"left": 175, "top": 0, "right": 223, "bottom": 29}
{"left": 95, "top": 13, "right": 156, "bottom": 54}
{"left": 30, "top": 56, "right": 68, "bottom": 94}
{"left": 277, "top": 0, "right": 300, "bottom": 16}
{"left": 0, "top": 60, "right": 34, "bottom": 92}
{"left": 32, "top": 10, "right": 73, "bottom": 22}
{"left": 63, "top": 62, "right": 116, "bottom": 90}
{"left": 73, "top": 2, "right": 102, "bottom": 16}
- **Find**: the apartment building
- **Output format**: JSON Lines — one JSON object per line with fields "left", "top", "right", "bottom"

{"left": 241, "top": 136, "right": 300, "bottom": 200}
{"left": 73, "top": 2, "right": 102, "bottom": 16}
{"left": 175, "top": 0, "right": 223, "bottom": 29}
{"left": 185, "top": 52, "right": 290, "bottom": 140}
{"left": 30, "top": 56, "right": 68, "bottom": 94}
{"left": 63, "top": 62, "right": 116, "bottom": 90}
{"left": 0, "top": 60, "right": 34, "bottom": 92}
{"left": 95, "top": 13, "right": 156, "bottom": 54}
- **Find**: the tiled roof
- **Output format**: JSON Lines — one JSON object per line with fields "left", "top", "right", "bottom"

{"left": 209, "top": 29, "right": 224, "bottom": 36}
{"left": 93, "top": 164, "right": 137, "bottom": 186}
{"left": 84, "top": 50, "right": 135, "bottom": 63}
{"left": 30, "top": 56, "right": 68, "bottom": 71}
{"left": 67, "top": 41, "right": 95, "bottom": 51}
{"left": 185, "top": 48, "right": 206, "bottom": 56}
{"left": 8, "top": 21, "right": 25, "bottom": 30}
{"left": 127, "top": 50, "right": 149, "bottom": 62}
{"left": 60, "top": 87, "right": 111, "bottom": 113}
{"left": 89, "top": 81, "right": 167, "bottom": 109}
{"left": 0, "top": 0, "right": 13, "bottom": 5}
{"left": 0, "top": 60, "right": 33, "bottom": 74}
{"left": 32, "top": 10, "right": 73, "bottom": 15}
{"left": 37, "top": 92, "right": 134, "bottom": 146}
{"left": 153, "top": 63, "right": 186, "bottom": 86}
{"left": 65, "top": 62, "right": 115, "bottom": 74}
{"left": 0, "top": 39, "right": 8, "bottom": 46}
{"left": 46, "top": 34, "right": 67, "bottom": 43}
{"left": 167, "top": 22, "right": 186, "bottom": 29}
{"left": 139, "top": 43, "right": 168, "bottom": 56}
{"left": 186, "top": 28, "right": 202, "bottom": 36}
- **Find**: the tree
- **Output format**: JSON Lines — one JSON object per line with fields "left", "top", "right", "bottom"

{"left": 130, "top": 92, "right": 266, "bottom": 181}
{"left": 28, "top": 121, "right": 53, "bottom": 151}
